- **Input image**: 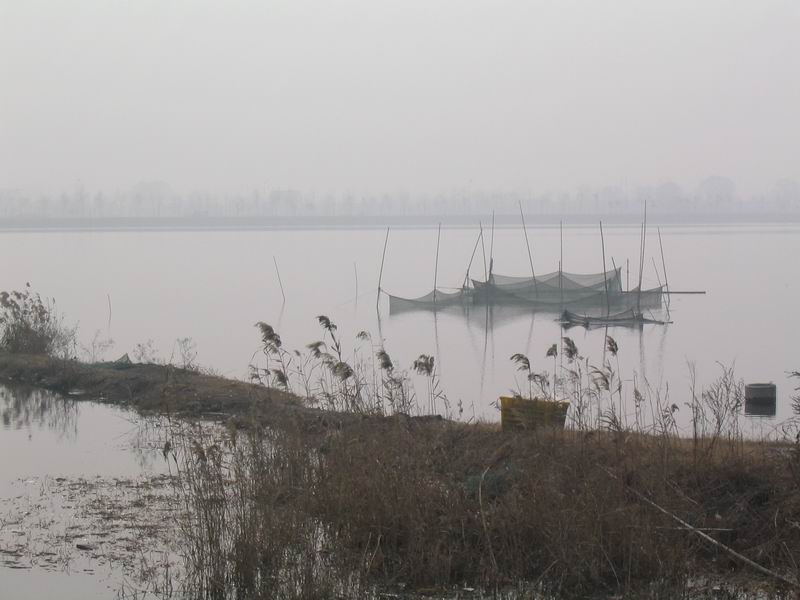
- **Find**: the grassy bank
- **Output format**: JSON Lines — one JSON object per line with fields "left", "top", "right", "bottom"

{"left": 0, "top": 351, "right": 340, "bottom": 432}
{"left": 167, "top": 409, "right": 800, "bottom": 599}
{"left": 2, "top": 351, "right": 800, "bottom": 598}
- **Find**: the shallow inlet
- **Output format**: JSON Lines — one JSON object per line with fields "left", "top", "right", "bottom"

{"left": 0, "top": 384, "right": 176, "bottom": 597}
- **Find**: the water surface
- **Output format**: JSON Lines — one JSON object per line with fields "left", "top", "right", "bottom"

{"left": 0, "top": 223, "right": 797, "bottom": 432}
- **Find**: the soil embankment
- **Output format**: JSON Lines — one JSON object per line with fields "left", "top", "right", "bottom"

{"left": 0, "top": 351, "right": 327, "bottom": 426}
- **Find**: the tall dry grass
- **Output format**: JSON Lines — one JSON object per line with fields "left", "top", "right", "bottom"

{"left": 165, "top": 327, "right": 800, "bottom": 599}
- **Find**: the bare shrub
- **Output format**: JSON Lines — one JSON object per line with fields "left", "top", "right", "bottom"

{"left": 0, "top": 284, "right": 76, "bottom": 357}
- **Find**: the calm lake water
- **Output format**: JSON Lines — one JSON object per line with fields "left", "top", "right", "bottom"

{"left": 1, "top": 223, "right": 798, "bottom": 433}
{"left": 0, "top": 384, "right": 172, "bottom": 597}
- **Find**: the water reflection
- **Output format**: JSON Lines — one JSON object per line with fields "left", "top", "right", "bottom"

{"left": 0, "top": 384, "right": 78, "bottom": 440}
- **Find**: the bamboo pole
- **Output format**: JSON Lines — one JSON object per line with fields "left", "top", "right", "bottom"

{"left": 651, "top": 257, "right": 662, "bottom": 287}
{"left": 600, "top": 221, "right": 610, "bottom": 316}
{"left": 463, "top": 228, "right": 483, "bottom": 289}
{"left": 479, "top": 222, "right": 487, "bottom": 281}
{"left": 599, "top": 464, "right": 799, "bottom": 590}
{"left": 273, "top": 256, "right": 286, "bottom": 303}
{"left": 518, "top": 201, "right": 538, "bottom": 297}
{"left": 559, "top": 220, "right": 563, "bottom": 307}
{"left": 636, "top": 202, "right": 647, "bottom": 312}
{"left": 489, "top": 211, "right": 495, "bottom": 282}
{"left": 433, "top": 223, "right": 442, "bottom": 304}
{"left": 376, "top": 227, "right": 390, "bottom": 308}
{"left": 658, "top": 227, "right": 671, "bottom": 312}
{"left": 626, "top": 259, "right": 630, "bottom": 292}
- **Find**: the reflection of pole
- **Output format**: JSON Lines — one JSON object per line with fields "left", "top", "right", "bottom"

{"left": 377, "top": 227, "right": 390, "bottom": 309}
{"left": 479, "top": 304, "right": 489, "bottom": 402}
{"left": 518, "top": 201, "right": 538, "bottom": 297}
{"left": 600, "top": 221, "right": 610, "bottom": 316}
{"left": 433, "top": 223, "right": 441, "bottom": 304}
{"left": 273, "top": 256, "right": 286, "bottom": 303}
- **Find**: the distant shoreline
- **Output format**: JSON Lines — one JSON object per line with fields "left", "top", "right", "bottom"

{"left": 0, "top": 212, "right": 799, "bottom": 232}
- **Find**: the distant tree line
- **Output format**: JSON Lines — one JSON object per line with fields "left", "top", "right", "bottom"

{"left": 1, "top": 177, "right": 799, "bottom": 219}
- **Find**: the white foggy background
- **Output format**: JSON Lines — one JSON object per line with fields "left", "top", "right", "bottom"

{"left": 2, "top": 0, "right": 799, "bottom": 197}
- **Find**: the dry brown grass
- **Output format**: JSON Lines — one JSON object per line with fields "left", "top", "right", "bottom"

{"left": 170, "top": 414, "right": 800, "bottom": 599}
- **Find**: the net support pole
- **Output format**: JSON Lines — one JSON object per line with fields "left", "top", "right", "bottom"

{"left": 658, "top": 227, "right": 671, "bottom": 314}
{"left": 377, "top": 227, "right": 390, "bottom": 309}
{"left": 463, "top": 227, "right": 483, "bottom": 289}
{"left": 559, "top": 220, "right": 563, "bottom": 307}
{"left": 489, "top": 210, "right": 495, "bottom": 283}
{"left": 433, "top": 223, "right": 441, "bottom": 304}
{"left": 600, "top": 221, "right": 610, "bottom": 316}
{"left": 479, "top": 222, "right": 487, "bottom": 281}
{"left": 273, "top": 256, "right": 286, "bottom": 303}
{"left": 518, "top": 201, "right": 538, "bottom": 297}
{"left": 636, "top": 201, "right": 647, "bottom": 313}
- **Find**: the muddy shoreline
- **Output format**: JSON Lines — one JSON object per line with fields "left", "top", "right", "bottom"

{"left": 0, "top": 351, "right": 363, "bottom": 430}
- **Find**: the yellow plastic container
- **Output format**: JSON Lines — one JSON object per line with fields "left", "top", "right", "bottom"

{"left": 499, "top": 396, "right": 570, "bottom": 431}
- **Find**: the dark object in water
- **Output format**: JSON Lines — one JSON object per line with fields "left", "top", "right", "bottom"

{"left": 559, "top": 308, "right": 669, "bottom": 329}
{"left": 744, "top": 383, "right": 777, "bottom": 417}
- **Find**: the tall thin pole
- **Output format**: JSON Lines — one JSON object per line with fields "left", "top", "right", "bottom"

{"left": 518, "top": 201, "right": 538, "bottom": 296}
{"left": 626, "top": 259, "right": 630, "bottom": 292}
{"left": 464, "top": 228, "right": 483, "bottom": 289}
{"left": 559, "top": 220, "right": 563, "bottom": 307}
{"left": 354, "top": 262, "right": 358, "bottom": 298}
{"left": 377, "top": 227, "right": 389, "bottom": 308}
{"left": 489, "top": 211, "right": 495, "bottom": 282}
{"left": 479, "top": 222, "right": 487, "bottom": 281}
{"left": 636, "top": 202, "right": 647, "bottom": 313}
{"left": 651, "top": 258, "right": 662, "bottom": 287}
{"left": 273, "top": 256, "right": 286, "bottom": 303}
{"left": 433, "top": 223, "right": 442, "bottom": 304}
{"left": 600, "top": 221, "right": 610, "bottom": 316}
{"left": 658, "top": 227, "right": 671, "bottom": 312}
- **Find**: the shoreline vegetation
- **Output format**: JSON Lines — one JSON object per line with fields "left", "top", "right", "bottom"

{"left": 2, "top": 289, "right": 800, "bottom": 598}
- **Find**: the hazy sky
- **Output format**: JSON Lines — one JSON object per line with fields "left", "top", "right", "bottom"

{"left": 1, "top": 1, "right": 798, "bottom": 195}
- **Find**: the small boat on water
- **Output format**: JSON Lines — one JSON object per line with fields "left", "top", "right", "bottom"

{"left": 559, "top": 307, "right": 670, "bottom": 329}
